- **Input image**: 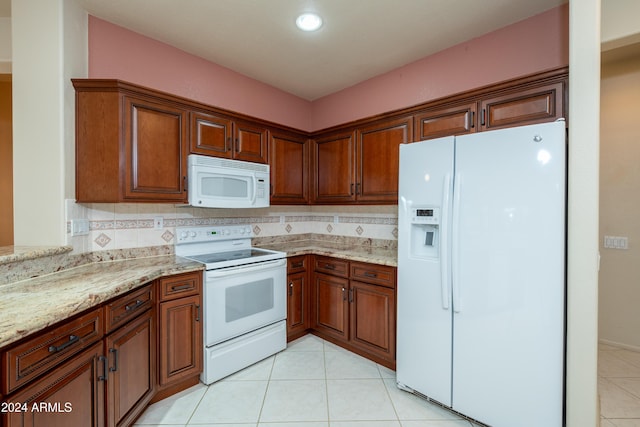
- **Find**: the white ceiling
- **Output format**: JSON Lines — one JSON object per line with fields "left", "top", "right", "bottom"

{"left": 3, "top": 0, "right": 566, "bottom": 100}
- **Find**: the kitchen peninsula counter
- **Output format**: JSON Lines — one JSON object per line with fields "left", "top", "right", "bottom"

{"left": 0, "top": 255, "right": 203, "bottom": 349}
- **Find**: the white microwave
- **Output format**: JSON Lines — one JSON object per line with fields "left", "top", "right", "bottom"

{"left": 187, "top": 154, "right": 270, "bottom": 208}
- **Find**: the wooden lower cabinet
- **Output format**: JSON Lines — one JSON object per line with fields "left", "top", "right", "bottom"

{"left": 313, "top": 272, "right": 349, "bottom": 341}
{"left": 157, "top": 295, "right": 202, "bottom": 387}
{"left": 105, "top": 308, "right": 156, "bottom": 427}
{"left": 3, "top": 342, "right": 105, "bottom": 427}
{"left": 155, "top": 272, "right": 203, "bottom": 400}
{"left": 311, "top": 256, "right": 397, "bottom": 368}
{"left": 286, "top": 256, "right": 310, "bottom": 341}
{"left": 1, "top": 271, "right": 203, "bottom": 427}
{"left": 349, "top": 280, "right": 395, "bottom": 363}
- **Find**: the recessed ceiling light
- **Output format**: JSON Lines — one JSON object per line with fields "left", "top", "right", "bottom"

{"left": 296, "top": 13, "right": 323, "bottom": 32}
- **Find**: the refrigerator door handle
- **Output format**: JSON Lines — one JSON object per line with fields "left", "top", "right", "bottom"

{"left": 440, "top": 174, "right": 451, "bottom": 310}
{"left": 452, "top": 173, "right": 462, "bottom": 313}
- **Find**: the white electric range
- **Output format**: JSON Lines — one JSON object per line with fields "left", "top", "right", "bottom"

{"left": 175, "top": 225, "right": 287, "bottom": 384}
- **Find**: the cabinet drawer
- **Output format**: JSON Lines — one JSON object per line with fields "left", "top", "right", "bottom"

{"left": 314, "top": 256, "right": 349, "bottom": 278}
{"left": 2, "top": 308, "right": 103, "bottom": 395}
{"left": 104, "top": 284, "right": 154, "bottom": 334}
{"left": 287, "top": 255, "right": 307, "bottom": 274}
{"left": 350, "top": 262, "right": 396, "bottom": 289}
{"left": 158, "top": 271, "right": 201, "bottom": 302}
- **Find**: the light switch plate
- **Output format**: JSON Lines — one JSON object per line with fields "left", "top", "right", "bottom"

{"left": 604, "top": 235, "right": 628, "bottom": 249}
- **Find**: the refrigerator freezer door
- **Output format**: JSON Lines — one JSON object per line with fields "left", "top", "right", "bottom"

{"left": 451, "top": 121, "right": 565, "bottom": 426}
{"left": 397, "top": 136, "right": 455, "bottom": 407}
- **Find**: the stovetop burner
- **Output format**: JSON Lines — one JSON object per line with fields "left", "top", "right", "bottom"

{"left": 187, "top": 248, "right": 278, "bottom": 265}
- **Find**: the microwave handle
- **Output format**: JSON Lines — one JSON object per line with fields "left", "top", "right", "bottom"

{"left": 251, "top": 175, "right": 258, "bottom": 205}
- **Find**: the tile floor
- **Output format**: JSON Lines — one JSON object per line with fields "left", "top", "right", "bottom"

{"left": 599, "top": 343, "right": 640, "bottom": 427}
{"left": 136, "top": 336, "right": 640, "bottom": 426}
{"left": 134, "top": 335, "right": 481, "bottom": 427}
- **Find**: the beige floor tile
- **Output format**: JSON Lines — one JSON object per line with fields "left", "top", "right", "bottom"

{"left": 259, "top": 379, "right": 328, "bottom": 422}
{"left": 327, "top": 378, "right": 397, "bottom": 421}
{"left": 189, "top": 380, "right": 267, "bottom": 424}
{"left": 325, "top": 348, "right": 381, "bottom": 379}
{"left": 134, "top": 383, "right": 206, "bottom": 425}
{"left": 270, "top": 350, "right": 325, "bottom": 379}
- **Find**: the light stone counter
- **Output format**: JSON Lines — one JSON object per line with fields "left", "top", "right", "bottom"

{"left": 0, "top": 255, "right": 203, "bottom": 349}
{"left": 0, "top": 246, "right": 73, "bottom": 265}
{"left": 256, "top": 238, "right": 398, "bottom": 267}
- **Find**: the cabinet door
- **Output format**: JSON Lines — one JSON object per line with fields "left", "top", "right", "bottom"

{"left": 3, "top": 342, "right": 105, "bottom": 427}
{"left": 269, "top": 132, "right": 309, "bottom": 204}
{"left": 105, "top": 309, "right": 155, "bottom": 427}
{"left": 287, "top": 270, "right": 308, "bottom": 341}
{"left": 414, "top": 102, "right": 477, "bottom": 141}
{"left": 190, "top": 111, "right": 233, "bottom": 158}
{"left": 479, "top": 81, "right": 565, "bottom": 131}
{"left": 124, "top": 96, "right": 188, "bottom": 202}
{"left": 313, "top": 272, "right": 349, "bottom": 341}
{"left": 349, "top": 281, "right": 395, "bottom": 362}
{"left": 356, "top": 117, "right": 412, "bottom": 203}
{"left": 312, "top": 132, "right": 356, "bottom": 204}
{"left": 233, "top": 122, "right": 268, "bottom": 164}
{"left": 158, "top": 296, "right": 202, "bottom": 386}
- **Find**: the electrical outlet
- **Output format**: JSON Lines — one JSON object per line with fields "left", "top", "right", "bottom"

{"left": 70, "top": 219, "right": 90, "bottom": 236}
{"left": 154, "top": 216, "right": 164, "bottom": 230}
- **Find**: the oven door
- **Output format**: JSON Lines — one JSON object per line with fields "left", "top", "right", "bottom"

{"left": 204, "top": 258, "right": 286, "bottom": 346}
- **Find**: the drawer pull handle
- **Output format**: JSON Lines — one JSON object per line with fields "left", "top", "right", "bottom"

{"left": 289, "top": 282, "right": 294, "bottom": 296}
{"left": 195, "top": 305, "right": 201, "bottom": 322}
{"left": 171, "top": 284, "right": 192, "bottom": 292}
{"left": 364, "top": 272, "right": 377, "bottom": 278}
{"left": 125, "top": 299, "right": 144, "bottom": 312}
{"left": 324, "top": 263, "right": 336, "bottom": 270}
{"left": 292, "top": 262, "right": 304, "bottom": 268}
{"left": 342, "top": 287, "right": 346, "bottom": 301}
{"left": 98, "top": 355, "right": 108, "bottom": 381}
{"left": 349, "top": 288, "right": 354, "bottom": 303}
{"left": 48, "top": 335, "right": 79, "bottom": 353}
{"left": 109, "top": 348, "right": 118, "bottom": 372}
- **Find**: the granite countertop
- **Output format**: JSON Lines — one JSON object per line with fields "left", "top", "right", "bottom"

{"left": 0, "top": 238, "right": 395, "bottom": 350}
{"left": 259, "top": 240, "right": 398, "bottom": 267}
{"left": 0, "top": 245, "right": 73, "bottom": 265}
{"left": 0, "top": 255, "right": 203, "bottom": 349}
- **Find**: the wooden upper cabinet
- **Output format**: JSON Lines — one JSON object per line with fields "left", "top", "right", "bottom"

{"left": 312, "top": 131, "right": 356, "bottom": 204}
{"left": 190, "top": 110, "right": 233, "bottom": 158}
{"left": 190, "top": 111, "right": 268, "bottom": 164}
{"left": 479, "top": 81, "right": 565, "bottom": 131}
{"left": 74, "top": 80, "right": 189, "bottom": 203}
{"left": 124, "top": 96, "right": 188, "bottom": 202}
{"left": 414, "top": 102, "right": 477, "bottom": 141}
{"left": 234, "top": 121, "right": 269, "bottom": 163}
{"left": 269, "top": 131, "right": 309, "bottom": 204}
{"left": 356, "top": 116, "right": 412, "bottom": 203}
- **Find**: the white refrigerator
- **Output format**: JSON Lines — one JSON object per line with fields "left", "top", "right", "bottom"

{"left": 396, "top": 120, "right": 566, "bottom": 427}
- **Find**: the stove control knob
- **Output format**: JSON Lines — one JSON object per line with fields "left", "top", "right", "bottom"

{"left": 180, "top": 231, "right": 188, "bottom": 239}
{"left": 224, "top": 229, "right": 231, "bottom": 236}
{"left": 239, "top": 228, "right": 246, "bottom": 234}
{"left": 246, "top": 227, "right": 251, "bottom": 234}
{"left": 189, "top": 231, "right": 197, "bottom": 238}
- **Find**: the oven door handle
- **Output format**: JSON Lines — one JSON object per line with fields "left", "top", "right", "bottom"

{"left": 205, "top": 258, "right": 286, "bottom": 278}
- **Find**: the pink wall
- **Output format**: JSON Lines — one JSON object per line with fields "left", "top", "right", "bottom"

{"left": 88, "top": 16, "right": 313, "bottom": 131}
{"left": 89, "top": 4, "right": 568, "bottom": 133}
{"left": 311, "top": 4, "right": 569, "bottom": 131}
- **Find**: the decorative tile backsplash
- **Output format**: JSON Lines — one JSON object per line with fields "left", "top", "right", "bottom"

{"left": 65, "top": 200, "right": 398, "bottom": 254}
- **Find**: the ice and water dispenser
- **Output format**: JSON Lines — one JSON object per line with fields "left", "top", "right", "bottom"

{"left": 409, "top": 207, "right": 440, "bottom": 259}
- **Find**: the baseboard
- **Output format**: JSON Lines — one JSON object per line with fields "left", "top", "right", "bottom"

{"left": 599, "top": 338, "right": 640, "bottom": 353}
